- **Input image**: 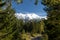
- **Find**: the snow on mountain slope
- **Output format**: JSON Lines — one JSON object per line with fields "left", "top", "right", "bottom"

{"left": 15, "top": 13, "right": 47, "bottom": 20}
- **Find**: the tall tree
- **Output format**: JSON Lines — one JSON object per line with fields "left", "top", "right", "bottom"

{"left": 39, "top": 20, "right": 45, "bottom": 34}
{"left": 42, "top": 0, "right": 60, "bottom": 40}
{"left": 0, "top": 0, "right": 20, "bottom": 40}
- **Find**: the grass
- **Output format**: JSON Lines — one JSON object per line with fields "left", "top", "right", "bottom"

{"left": 20, "top": 33, "right": 42, "bottom": 40}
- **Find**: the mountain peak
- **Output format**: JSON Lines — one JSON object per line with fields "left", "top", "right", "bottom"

{"left": 15, "top": 13, "right": 47, "bottom": 20}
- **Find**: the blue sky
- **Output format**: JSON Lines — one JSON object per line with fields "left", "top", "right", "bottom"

{"left": 12, "top": 0, "right": 47, "bottom": 16}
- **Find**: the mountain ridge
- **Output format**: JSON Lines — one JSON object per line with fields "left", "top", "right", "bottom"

{"left": 15, "top": 13, "right": 47, "bottom": 20}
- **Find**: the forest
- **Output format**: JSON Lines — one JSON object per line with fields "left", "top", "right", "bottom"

{"left": 0, "top": 0, "right": 60, "bottom": 40}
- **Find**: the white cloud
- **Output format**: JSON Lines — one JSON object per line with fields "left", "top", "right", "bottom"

{"left": 15, "top": 12, "right": 47, "bottom": 20}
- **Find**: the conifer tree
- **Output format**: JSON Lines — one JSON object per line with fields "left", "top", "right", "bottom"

{"left": 0, "top": 0, "right": 20, "bottom": 40}
{"left": 39, "top": 20, "right": 45, "bottom": 34}
{"left": 42, "top": 0, "right": 60, "bottom": 40}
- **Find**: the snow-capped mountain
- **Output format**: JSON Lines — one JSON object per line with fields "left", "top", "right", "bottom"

{"left": 15, "top": 13, "right": 47, "bottom": 20}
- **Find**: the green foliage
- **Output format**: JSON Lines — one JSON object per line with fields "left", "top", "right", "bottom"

{"left": 42, "top": 0, "right": 60, "bottom": 40}
{"left": 0, "top": 9, "right": 18, "bottom": 40}
{"left": 42, "top": 0, "right": 60, "bottom": 7}
{"left": 0, "top": 0, "right": 47, "bottom": 40}
{"left": 16, "top": 19, "right": 47, "bottom": 40}
{"left": 15, "top": 0, "right": 23, "bottom": 4}
{"left": 0, "top": 0, "right": 20, "bottom": 40}
{"left": 17, "top": 20, "right": 45, "bottom": 34}
{"left": 35, "top": 0, "right": 38, "bottom": 5}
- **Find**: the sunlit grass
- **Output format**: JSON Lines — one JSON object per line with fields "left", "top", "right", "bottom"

{"left": 20, "top": 33, "right": 42, "bottom": 40}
